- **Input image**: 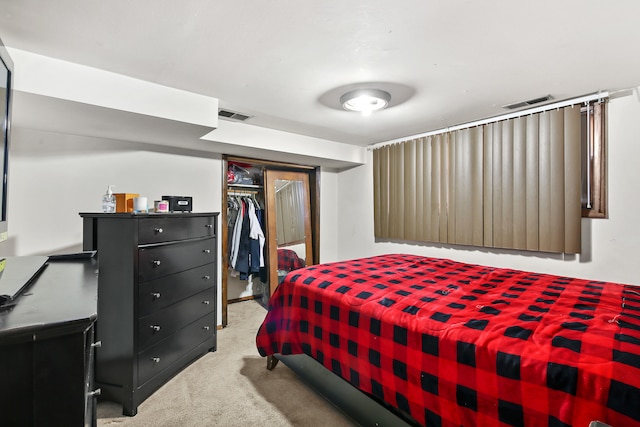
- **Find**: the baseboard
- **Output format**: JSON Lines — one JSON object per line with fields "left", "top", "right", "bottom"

{"left": 228, "top": 295, "right": 262, "bottom": 304}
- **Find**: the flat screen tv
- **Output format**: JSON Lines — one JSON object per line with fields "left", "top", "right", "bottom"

{"left": 0, "top": 37, "right": 13, "bottom": 243}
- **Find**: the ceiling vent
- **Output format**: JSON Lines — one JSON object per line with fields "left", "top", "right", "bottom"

{"left": 503, "top": 95, "right": 553, "bottom": 110}
{"left": 218, "top": 108, "right": 253, "bottom": 122}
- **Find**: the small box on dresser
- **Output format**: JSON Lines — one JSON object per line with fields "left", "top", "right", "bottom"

{"left": 80, "top": 212, "right": 219, "bottom": 416}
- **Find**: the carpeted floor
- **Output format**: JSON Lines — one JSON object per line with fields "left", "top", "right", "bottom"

{"left": 96, "top": 300, "right": 356, "bottom": 426}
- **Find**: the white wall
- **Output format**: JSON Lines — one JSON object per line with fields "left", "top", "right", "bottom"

{"left": 336, "top": 91, "right": 640, "bottom": 286}
{"left": 2, "top": 128, "right": 222, "bottom": 257}
{"left": 319, "top": 168, "right": 339, "bottom": 263}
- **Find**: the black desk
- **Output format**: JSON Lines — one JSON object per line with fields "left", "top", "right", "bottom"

{"left": 0, "top": 257, "right": 99, "bottom": 427}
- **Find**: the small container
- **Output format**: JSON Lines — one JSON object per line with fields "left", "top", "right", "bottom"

{"left": 102, "top": 185, "right": 116, "bottom": 213}
{"left": 114, "top": 193, "right": 140, "bottom": 213}
{"left": 133, "top": 197, "right": 147, "bottom": 213}
{"left": 154, "top": 200, "right": 169, "bottom": 213}
{"left": 162, "top": 196, "right": 192, "bottom": 212}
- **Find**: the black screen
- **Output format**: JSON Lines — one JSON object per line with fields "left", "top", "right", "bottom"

{"left": 0, "top": 37, "right": 13, "bottom": 243}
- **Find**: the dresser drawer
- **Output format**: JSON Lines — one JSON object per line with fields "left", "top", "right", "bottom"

{"left": 138, "top": 288, "right": 214, "bottom": 350}
{"left": 138, "top": 264, "right": 215, "bottom": 317}
{"left": 139, "top": 238, "right": 215, "bottom": 282}
{"left": 138, "top": 216, "right": 216, "bottom": 245}
{"left": 137, "top": 312, "right": 216, "bottom": 385}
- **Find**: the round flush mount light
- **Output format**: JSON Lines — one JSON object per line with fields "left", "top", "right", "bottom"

{"left": 340, "top": 88, "right": 391, "bottom": 116}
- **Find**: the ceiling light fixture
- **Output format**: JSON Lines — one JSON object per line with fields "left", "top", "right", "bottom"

{"left": 340, "top": 88, "right": 391, "bottom": 116}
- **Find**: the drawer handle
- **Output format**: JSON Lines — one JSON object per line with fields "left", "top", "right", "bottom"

{"left": 202, "top": 300, "right": 210, "bottom": 305}
{"left": 150, "top": 325, "right": 161, "bottom": 332}
{"left": 203, "top": 249, "right": 211, "bottom": 254}
{"left": 91, "top": 341, "right": 102, "bottom": 348}
{"left": 203, "top": 275, "right": 211, "bottom": 280}
{"left": 151, "top": 357, "right": 161, "bottom": 363}
{"left": 154, "top": 227, "right": 164, "bottom": 234}
{"left": 203, "top": 326, "right": 210, "bottom": 331}
{"left": 152, "top": 260, "right": 161, "bottom": 266}
{"left": 205, "top": 224, "right": 213, "bottom": 228}
{"left": 88, "top": 388, "right": 101, "bottom": 398}
{"left": 151, "top": 292, "right": 161, "bottom": 300}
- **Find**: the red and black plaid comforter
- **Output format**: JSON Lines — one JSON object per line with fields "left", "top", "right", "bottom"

{"left": 277, "top": 248, "right": 306, "bottom": 271}
{"left": 256, "top": 254, "right": 640, "bottom": 427}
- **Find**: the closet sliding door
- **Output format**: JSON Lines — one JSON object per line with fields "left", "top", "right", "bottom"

{"left": 265, "top": 170, "right": 313, "bottom": 296}
{"left": 221, "top": 155, "right": 319, "bottom": 327}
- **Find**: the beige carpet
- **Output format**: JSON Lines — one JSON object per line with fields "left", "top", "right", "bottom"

{"left": 97, "top": 300, "right": 355, "bottom": 426}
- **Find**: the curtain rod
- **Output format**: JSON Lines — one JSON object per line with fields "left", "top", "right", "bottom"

{"left": 368, "top": 91, "right": 609, "bottom": 151}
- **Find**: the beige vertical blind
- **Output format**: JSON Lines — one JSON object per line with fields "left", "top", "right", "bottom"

{"left": 373, "top": 129, "right": 483, "bottom": 246}
{"left": 484, "top": 107, "right": 581, "bottom": 253}
{"left": 275, "top": 181, "right": 306, "bottom": 245}
{"left": 373, "top": 105, "right": 582, "bottom": 254}
{"left": 451, "top": 127, "right": 484, "bottom": 246}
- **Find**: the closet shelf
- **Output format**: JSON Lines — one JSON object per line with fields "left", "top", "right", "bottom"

{"left": 228, "top": 184, "right": 263, "bottom": 189}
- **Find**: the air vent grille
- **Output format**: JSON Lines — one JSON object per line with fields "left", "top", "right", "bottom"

{"left": 218, "top": 109, "right": 253, "bottom": 122}
{"left": 503, "top": 95, "right": 553, "bottom": 110}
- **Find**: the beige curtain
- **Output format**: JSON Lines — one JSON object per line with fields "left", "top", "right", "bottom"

{"left": 484, "top": 107, "right": 581, "bottom": 253}
{"left": 450, "top": 127, "right": 484, "bottom": 246}
{"left": 275, "top": 181, "right": 305, "bottom": 245}
{"left": 373, "top": 105, "right": 582, "bottom": 254}
{"left": 373, "top": 128, "right": 483, "bottom": 245}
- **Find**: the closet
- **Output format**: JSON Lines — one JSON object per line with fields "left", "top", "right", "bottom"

{"left": 221, "top": 156, "right": 319, "bottom": 326}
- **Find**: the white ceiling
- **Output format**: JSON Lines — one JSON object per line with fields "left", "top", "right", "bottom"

{"left": 1, "top": 0, "right": 640, "bottom": 147}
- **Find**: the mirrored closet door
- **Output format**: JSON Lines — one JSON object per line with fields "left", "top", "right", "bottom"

{"left": 265, "top": 170, "right": 313, "bottom": 296}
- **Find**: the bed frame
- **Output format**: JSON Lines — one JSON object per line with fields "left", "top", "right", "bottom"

{"left": 267, "top": 355, "right": 614, "bottom": 427}
{"left": 267, "top": 354, "right": 418, "bottom": 426}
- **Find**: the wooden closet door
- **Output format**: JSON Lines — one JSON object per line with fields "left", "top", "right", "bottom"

{"left": 265, "top": 170, "right": 313, "bottom": 296}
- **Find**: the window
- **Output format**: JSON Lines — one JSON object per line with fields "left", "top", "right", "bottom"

{"left": 374, "top": 104, "right": 589, "bottom": 254}
{"left": 581, "top": 100, "right": 607, "bottom": 218}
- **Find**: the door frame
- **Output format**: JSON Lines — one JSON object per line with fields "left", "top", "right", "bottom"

{"left": 221, "top": 155, "right": 320, "bottom": 327}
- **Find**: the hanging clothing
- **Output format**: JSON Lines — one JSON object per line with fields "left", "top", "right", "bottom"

{"left": 234, "top": 200, "right": 252, "bottom": 279}
{"left": 228, "top": 194, "right": 265, "bottom": 280}
{"left": 227, "top": 197, "right": 240, "bottom": 261}
{"left": 247, "top": 199, "right": 265, "bottom": 269}
{"left": 229, "top": 197, "right": 245, "bottom": 269}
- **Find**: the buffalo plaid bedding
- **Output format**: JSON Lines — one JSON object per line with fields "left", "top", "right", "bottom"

{"left": 277, "top": 248, "right": 306, "bottom": 271}
{"left": 256, "top": 254, "right": 640, "bottom": 427}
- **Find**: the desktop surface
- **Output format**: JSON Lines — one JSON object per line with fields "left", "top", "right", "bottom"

{"left": 0, "top": 256, "right": 48, "bottom": 307}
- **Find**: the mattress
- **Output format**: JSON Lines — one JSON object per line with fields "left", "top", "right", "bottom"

{"left": 256, "top": 254, "right": 640, "bottom": 426}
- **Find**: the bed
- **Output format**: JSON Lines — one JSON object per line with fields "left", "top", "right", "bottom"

{"left": 256, "top": 254, "right": 640, "bottom": 427}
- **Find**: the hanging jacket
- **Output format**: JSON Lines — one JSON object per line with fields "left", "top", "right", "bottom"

{"left": 247, "top": 199, "right": 265, "bottom": 270}
{"left": 234, "top": 200, "right": 252, "bottom": 279}
{"left": 230, "top": 198, "right": 245, "bottom": 269}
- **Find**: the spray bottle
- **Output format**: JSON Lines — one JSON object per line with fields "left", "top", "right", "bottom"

{"left": 102, "top": 185, "right": 116, "bottom": 213}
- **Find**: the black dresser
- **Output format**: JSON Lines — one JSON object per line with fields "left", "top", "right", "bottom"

{"left": 80, "top": 212, "right": 219, "bottom": 416}
{"left": 0, "top": 257, "right": 99, "bottom": 427}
